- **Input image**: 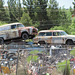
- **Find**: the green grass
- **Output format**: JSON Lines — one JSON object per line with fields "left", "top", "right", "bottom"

{"left": 57, "top": 60, "right": 70, "bottom": 72}
{"left": 25, "top": 39, "right": 33, "bottom": 42}
{"left": 30, "top": 50, "right": 40, "bottom": 54}
{"left": 70, "top": 49, "right": 75, "bottom": 56}
{"left": 27, "top": 50, "right": 40, "bottom": 63}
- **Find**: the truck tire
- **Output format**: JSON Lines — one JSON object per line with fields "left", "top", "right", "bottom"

{"left": 21, "top": 33, "right": 28, "bottom": 40}
{"left": 66, "top": 40, "right": 73, "bottom": 45}
{"left": 0, "top": 38, "right": 4, "bottom": 45}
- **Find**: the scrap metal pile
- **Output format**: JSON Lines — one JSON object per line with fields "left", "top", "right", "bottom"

{"left": 0, "top": 41, "right": 75, "bottom": 75}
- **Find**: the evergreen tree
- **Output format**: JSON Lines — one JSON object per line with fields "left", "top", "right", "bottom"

{"left": 23, "top": 0, "right": 50, "bottom": 30}
{"left": 0, "top": 0, "right": 9, "bottom": 21}
{"left": 47, "top": 0, "right": 60, "bottom": 27}
{"left": 20, "top": 12, "right": 33, "bottom": 26}
{"left": 8, "top": 0, "right": 23, "bottom": 22}
{"left": 69, "top": 17, "right": 75, "bottom": 35}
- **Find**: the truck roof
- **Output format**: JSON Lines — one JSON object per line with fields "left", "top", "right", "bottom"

{"left": 0, "top": 23, "right": 22, "bottom": 27}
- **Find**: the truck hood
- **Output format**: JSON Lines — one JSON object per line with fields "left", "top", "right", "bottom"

{"left": 17, "top": 26, "right": 38, "bottom": 30}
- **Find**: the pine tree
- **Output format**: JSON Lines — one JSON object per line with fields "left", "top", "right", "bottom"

{"left": 0, "top": 0, "right": 9, "bottom": 21}
{"left": 23, "top": 0, "right": 49, "bottom": 29}
{"left": 8, "top": 0, "right": 23, "bottom": 22}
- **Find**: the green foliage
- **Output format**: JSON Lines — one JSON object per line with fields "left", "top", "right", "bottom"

{"left": 27, "top": 55, "right": 38, "bottom": 63}
{"left": 27, "top": 50, "right": 40, "bottom": 63}
{"left": 8, "top": 0, "right": 23, "bottom": 22}
{"left": 23, "top": 0, "right": 49, "bottom": 30}
{"left": 20, "top": 12, "right": 33, "bottom": 26}
{"left": 0, "top": 0, "right": 74, "bottom": 35}
{"left": 57, "top": 60, "right": 70, "bottom": 72}
{"left": 70, "top": 48, "right": 75, "bottom": 56}
{"left": 47, "top": 0, "right": 59, "bottom": 25}
{"left": 0, "top": 0, "right": 9, "bottom": 21}
{"left": 0, "top": 21, "right": 7, "bottom": 26}
{"left": 69, "top": 18, "right": 75, "bottom": 35}
{"left": 50, "top": 26, "right": 64, "bottom": 30}
{"left": 63, "top": 65, "right": 70, "bottom": 75}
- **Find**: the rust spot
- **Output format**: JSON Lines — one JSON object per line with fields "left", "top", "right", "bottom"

{"left": 18, "top": 30, "right": 21, "bottom": 37}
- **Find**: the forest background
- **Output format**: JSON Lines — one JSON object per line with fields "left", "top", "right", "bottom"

{"left": 0, "top": 0, "right": 75, "bottom": 35}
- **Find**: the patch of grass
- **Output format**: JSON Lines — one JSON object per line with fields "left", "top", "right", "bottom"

{"left": 30, "top": 50, "right": 40, "bottom": 54}
{"left": 70, "top": 49, "right": 75, "bottom": 56}
{"left": 27, "top": 50, "right": 40, "bottom": 63}
{"left": 57, "top": 60, "right": 70, "bottom": 72}
{"left": 26, "top": 39, "right": 33, "bottom": 42}
{"left": 27, "top": 55, "right": 38, "bottom": 63}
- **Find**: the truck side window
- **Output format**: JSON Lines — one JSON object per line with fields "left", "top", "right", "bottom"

{"left": 11, "top": 25, "right": 16, "bottom": 29}
{"left": 17, "top": 24, "right": 25, "bottom": 28}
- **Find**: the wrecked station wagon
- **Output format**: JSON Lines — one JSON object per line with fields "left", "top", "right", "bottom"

{"left": 0, "top": 23, "right": 38, "bottom": 44}
{"left": 33, "top": 30, "right": 75, "bottom": 45}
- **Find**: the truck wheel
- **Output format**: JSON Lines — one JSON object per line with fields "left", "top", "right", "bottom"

{"left": 0, "top": 38, "right": 4, "bottom": 45}
{"left": 66, "top": 40, "right": 73, "bottom": 45}
{"left": 21, "top": 33, "right": 28, "bottom": 40}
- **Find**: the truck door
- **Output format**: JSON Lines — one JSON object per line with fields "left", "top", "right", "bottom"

{"left": 10, "top": 25, "right": 19, "bottom": 38}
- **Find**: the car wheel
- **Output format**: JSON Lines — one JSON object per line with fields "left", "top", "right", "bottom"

{"left": 21, "top": 33, "right": 28, "bottom": 40}
{"left": 0, "top": 38, "right": 4, "bottom": 45}
{"left": 38, "top": 41, "right": 46, "bottom": 45}
{"left": 66, "top": 40, "right": 73, "bottom": 45}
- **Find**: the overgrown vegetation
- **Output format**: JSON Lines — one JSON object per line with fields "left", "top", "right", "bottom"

{"left": 0, "top": 21, "right": 7, "bottom": 26}
{"left": 63, "top": 65, "right": 70, "bottom": 75}
{"left": 0, "top": 0, "right": 75, "bottom": 34}
{"left": 57, "top": 60, "right": 70, "bottom": 72}
{"left": 70, "top": 48, "right": 75, "bottom": 56}
{"left": 27, "top": 50, "right": 40, "bottom": 63}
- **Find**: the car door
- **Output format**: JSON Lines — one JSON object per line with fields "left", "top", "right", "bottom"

{"left": 38, "top": 32, "right": 53, "bottom": 44}
{"left": 38, "top": 32, "right": 46, "bottom": 42}
{"left": 52, "top": 32, "right": 63, "bottom": 44}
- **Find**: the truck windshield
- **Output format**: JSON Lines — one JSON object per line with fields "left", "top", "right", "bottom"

{"left": 17, "top": 24, "right": 25, "bottom": 28}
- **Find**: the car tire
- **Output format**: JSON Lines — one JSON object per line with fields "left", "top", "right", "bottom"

{"left": 66, "top": 40, "right": 73, "bottom": 45}
{"left": 21, "top": 33, "right": 29, "bottom": 40}
{"left": 0, "top": 38, "right": 4, "bottom": 45}
{"left": 38, "top": 41, "right": 46, "bottom": 45}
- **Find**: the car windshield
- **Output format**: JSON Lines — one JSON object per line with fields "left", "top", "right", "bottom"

{"left": 17, "top": 24, "right": 25, "bottom": 28}
{"left": 59, "top": 31, "right": 68, "bottom": 35}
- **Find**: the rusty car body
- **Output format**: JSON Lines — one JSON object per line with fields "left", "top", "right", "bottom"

{"left": 33, "top": 30, "right": 75, "bottom": 45}
{"left": 0, "top": 23, "right": 38, "bottom": 44}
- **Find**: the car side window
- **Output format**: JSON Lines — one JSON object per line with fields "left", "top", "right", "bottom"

{"left": 46, "top": 32, "right": 52, "bottom": 36}
{"left": 11, "top": 25, "right": 17, "bottom": 29}
{"left": 53, "top": 32, "right": 58, "bottom": 36}
{"left": 38, "top": 32, "right": 45, "bottom": 36}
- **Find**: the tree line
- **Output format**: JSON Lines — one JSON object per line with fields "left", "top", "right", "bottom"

{"left": 0, "top": 0, "right": 75, "bottom": 34}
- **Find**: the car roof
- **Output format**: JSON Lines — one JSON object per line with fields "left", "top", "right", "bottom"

{"left": 39, "top": 30, "right": 64, "bottom": 33}
{"left": 0, "top": 23, "right": 22, "bottom": 27}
